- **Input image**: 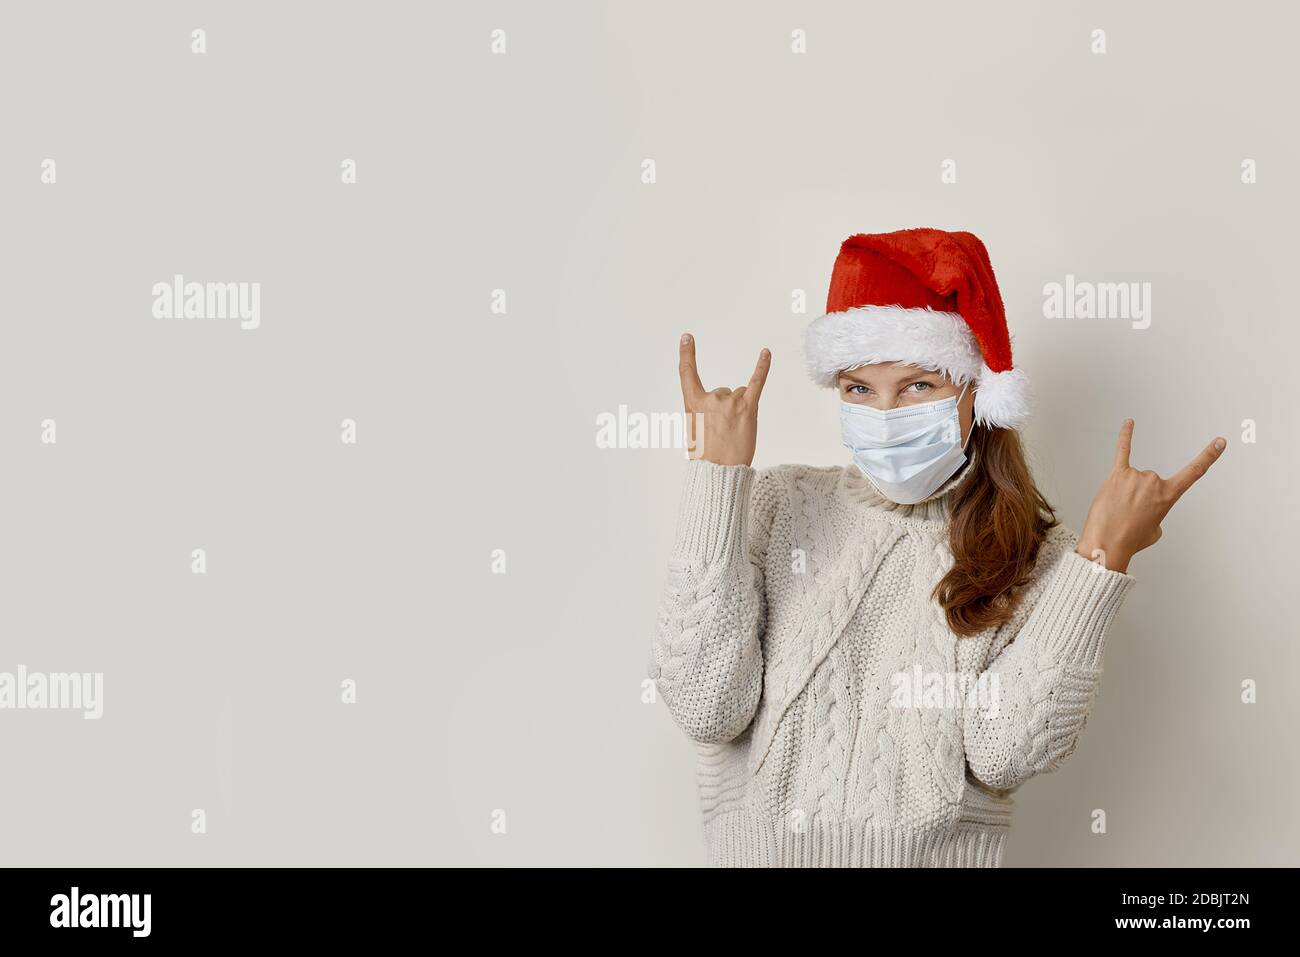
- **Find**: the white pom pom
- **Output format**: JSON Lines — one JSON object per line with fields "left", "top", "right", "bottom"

{"left": 973, "top": 366, "right": 1031, "bottom": 429}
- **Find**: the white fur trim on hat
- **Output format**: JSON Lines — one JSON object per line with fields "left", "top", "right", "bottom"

{"left": 802, "top": 304, "right": 1031, "bottom": 429}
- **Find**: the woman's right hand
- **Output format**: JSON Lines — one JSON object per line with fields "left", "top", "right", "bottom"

{"left": 678, "top": 333, "right": 771, "bottom": 466}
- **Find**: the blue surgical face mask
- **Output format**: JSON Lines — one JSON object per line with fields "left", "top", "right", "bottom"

{"left": 840, "top": 381, "right": 972, "bottom": 505}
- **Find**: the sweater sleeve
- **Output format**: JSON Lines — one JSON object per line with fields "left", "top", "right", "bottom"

{"left": 647, "top": 459, "right": 777, "bottom": 745}
{"left": 962, "top": 530, "right": 1136, "bottom": 792}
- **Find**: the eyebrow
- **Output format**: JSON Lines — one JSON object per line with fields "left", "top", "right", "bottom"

{"left": 842, "top": 368, "right": 943, "bottom": 386}
{"left": 897, "top": 369, "right": 941, "bottom": 384}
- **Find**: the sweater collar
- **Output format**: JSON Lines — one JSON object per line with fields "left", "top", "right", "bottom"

{"left": 836, "top": 439, "right": 981, "bottom": 523}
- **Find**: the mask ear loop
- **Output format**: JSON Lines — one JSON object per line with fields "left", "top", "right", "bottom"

{"left": 955, "top": 379, "right": 975, "bottom": 451}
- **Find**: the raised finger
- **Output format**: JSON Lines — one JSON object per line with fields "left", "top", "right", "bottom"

{"left": 1113, "top": 418, "right": 1135, "bottom": 471}
{"left": 746, "top": 348, "right": 772, "bottom": 402}
{"left": 1166, "top": 436, "right": 1227, "bottom": 498}
{"left": 678, "top": 333, "right": 705, "bottom": 402}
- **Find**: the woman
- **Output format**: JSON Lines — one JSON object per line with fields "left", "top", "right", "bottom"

{"left": 648, "top": 228, "right": 1224, "bottom": 867}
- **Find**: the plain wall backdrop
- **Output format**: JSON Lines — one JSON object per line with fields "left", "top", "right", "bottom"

{"left": 1, "top": 0, "right": 1296, "bottom": 865}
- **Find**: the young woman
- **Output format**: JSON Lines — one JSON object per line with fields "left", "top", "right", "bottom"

{"left": 648, "top": 228, "right": 1225, "bottom": 867}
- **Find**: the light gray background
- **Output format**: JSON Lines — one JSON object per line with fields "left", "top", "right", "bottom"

{"left": 1, "top": 1, "right": 1295, "bottom": 866}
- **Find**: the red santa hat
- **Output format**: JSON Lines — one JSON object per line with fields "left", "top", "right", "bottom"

{"left": 802, "top": 228, "right": 1031, "bottom": 429}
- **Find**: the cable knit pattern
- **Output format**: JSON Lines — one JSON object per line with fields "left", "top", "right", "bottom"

{"left": 649, "top": 448, "right": 1136, "bottom": 867}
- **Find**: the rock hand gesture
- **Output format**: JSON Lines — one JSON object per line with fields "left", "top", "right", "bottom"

{"left": 678, "top": 333, "right": 771, "bottom": 467}
{"left": 1076, "top": 419, "right": 1227, "bottom": 573}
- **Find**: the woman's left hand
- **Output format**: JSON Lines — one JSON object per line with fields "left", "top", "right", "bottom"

{"left": 1075, "top": 419, "right": 1226, "bottom": 574}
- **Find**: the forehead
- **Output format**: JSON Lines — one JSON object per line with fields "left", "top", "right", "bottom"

{"left": 838, "top": 362, "right": 946, "bottom": 384}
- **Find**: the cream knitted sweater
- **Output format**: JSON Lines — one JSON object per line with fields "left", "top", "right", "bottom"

{"left": 648, "top": 447, "right": 1136, "bottom": 867}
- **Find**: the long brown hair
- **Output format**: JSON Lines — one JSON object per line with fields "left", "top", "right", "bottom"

{"left": 932, "top": 424, "right": 1059, "bottom": 637}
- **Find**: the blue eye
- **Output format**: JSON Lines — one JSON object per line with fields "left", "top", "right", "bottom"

{"left": 846, "top": 384, "right": 868, "bottom": 395}
{"left": 908, "top": 382, "right": 933, "bottom": 393}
